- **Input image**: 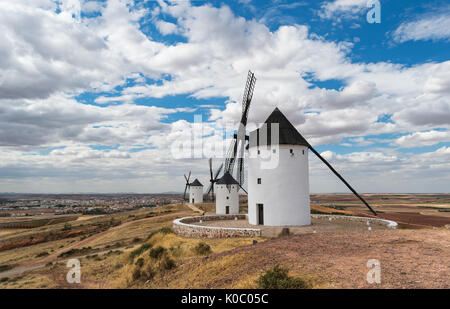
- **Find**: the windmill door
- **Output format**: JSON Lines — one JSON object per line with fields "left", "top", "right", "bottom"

{"left": 257, "top": 204, "right": 264, "bottom": 225}
{"left": 226, "top": 206, "right": 230, "bottom": 214}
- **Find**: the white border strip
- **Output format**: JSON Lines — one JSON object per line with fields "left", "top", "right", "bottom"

{"left": 173, "top": 215, "right": 261, "bottom": 232}
{"left": 311, "top": 214, "right": 398, "bottom": 228}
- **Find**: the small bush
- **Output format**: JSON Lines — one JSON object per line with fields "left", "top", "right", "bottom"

{"left": 62, "top": 223, "right": 72, "bottom": 231}
{"left": 193, "top": 242, "right": 211, "bottom": 255}
{"left": 256, "top": 265, "right": 310, "bottom": 289}
{"left": 132, "top": 237, "right": 141, "bottom": 243}
{"left": 158, "top": 227, "right": 173, "bottom": 234}
{"left": 132, "top": 268, "right": 141, "bottom": 281}
{"left": 278, "top": 228, "right": 290, "bottom": 237}
{"left": 136, "top": 258, "right": 144, "bottom": 268}
{"left": 0, "top": 265, "right": 13, "bottom": 272}
{"left": 149, "top": 246, "right": 167, "bottom": 259}
{"left": 146, "top": 227, "right": 173, "bottom": 240}
{"left": 143, "top": 266, "right": 156, "bottom": 281}
{"left": 129, "top": 243, "right": 152, "bottom": 261}
{"left": 0, "top": 277, "right": 9, "bottom": 283}
{"left": 161, "top": 256, "right": 176, "bottom": 270}
{"left": 36, "top": 251, "right": 49, "bottom": 258}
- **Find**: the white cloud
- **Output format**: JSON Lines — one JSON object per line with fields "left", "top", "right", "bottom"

{"left": 0, "top": 0, "right": 449, "bottom": 193}
{"left": 394, "top": 130, "right": 450, "bottom": 148}
{"left": 318, "top": 0, "right": 367, "bottom": 20}
{"left": 393, "top": 13, "right": 450, "bottom": 43}
{"left": 155, "top": 20, "right": 179, "bottom": 35}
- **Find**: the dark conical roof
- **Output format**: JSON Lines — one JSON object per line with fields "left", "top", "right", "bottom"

{"left": 249, "top": 107, "right": 310, "bottom": 147}
{"left": 190, "top": 178, "right": 203, "bottom": 187}
{"left": 216, "top": 171, "right": 239, "bottom": 185}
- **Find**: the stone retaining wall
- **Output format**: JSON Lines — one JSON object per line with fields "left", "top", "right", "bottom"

{"left": 173, "top": 215, "right": 261, "bottom": 238}
{"left": 311, "top": 214, "right": 398, "bottom": 228}
{"left": 173, "top": 214, "right": 397, "bottom": 239}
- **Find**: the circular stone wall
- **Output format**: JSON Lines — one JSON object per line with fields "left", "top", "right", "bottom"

{"left": 173, "top": 215, "right": 261, "bottom": 238}
{"left": 173, "top": 214, "right": 397, "bottom": 238}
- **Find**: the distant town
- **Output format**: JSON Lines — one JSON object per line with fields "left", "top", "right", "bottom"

{"left": 0, "top": 194, "right": 185, "bottom": 217}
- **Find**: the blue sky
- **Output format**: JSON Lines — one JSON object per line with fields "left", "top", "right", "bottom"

{"left": 0, "top": 0, "right": 449, "bottom": 193}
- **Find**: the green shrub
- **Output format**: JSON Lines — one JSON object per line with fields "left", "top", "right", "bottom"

{"left": 193, "top": 242, "right": 211, "bottom": 255}
{"left": 129, "top": 243, "right": 152, "bottom": 261}
{"left": 158, "top": 227, "right": 173, "bottom": 234}
{"left": 136, "top": 258, "right": 144, "bottom": 268}
{"left": 132, "top": 268, "right": 141, "bottom": 280}
{"left": 0, "top": 277, "right": 9, "bottom": 283}
{"left": 256, "top": 265, "right": 310, "bottom": 289}
{"left": 146, "top": 227, "right": 174, "bottom": 240}
{"left": 36, "top": 251, "right": 49, "bottom": 258}
{"left": 278, "top": 228, "right": 290, "bottom": 237}
{"left": 0, "top": 265, "right": 13, "bottom": 272}
{"left": 132, "top": 237, "right": 141, "bottom": 243}
{"left": 161, "top": 256, "right": 176, "bottom": 270}
{"left": 149, "top": 246, "right": 167, "bottom": 259}
{"left": 143, "top": 266, "right": 156, "bottom": 281}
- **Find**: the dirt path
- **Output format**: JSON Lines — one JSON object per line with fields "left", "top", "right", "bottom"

{"left": 184, "top": 203, "right": 204, "bottom": 214}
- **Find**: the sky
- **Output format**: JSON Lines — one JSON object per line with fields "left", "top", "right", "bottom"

{"left": 0, "top": 0, "right": 449, "bottom": 193}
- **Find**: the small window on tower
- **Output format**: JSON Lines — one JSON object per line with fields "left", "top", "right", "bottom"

{"left": 257, "top": 150, "right": 260, "bottom": 155}
{"left": 272, "top": 149, "right": 276, "bottom": 153}
{"left": 290, "top": 149, "right": 294, "bottom": 155}
{"left": 257, "top": 178, "right": 261, "bottom": 184}
{"left": 302, "top": 149, "right": 305, "bottom": 155}
{"left": 226, "top": 197, "right": 229, "bottom": 200}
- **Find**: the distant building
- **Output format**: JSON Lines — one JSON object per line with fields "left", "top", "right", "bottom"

{"left": 248, "top": 108, "right": 310, "bottom": 226}
{"left": 215, "top": 171, "right": 240, "bottom": 215}
{"left": 189, "top": 179, "right": 203, "bottom": 204}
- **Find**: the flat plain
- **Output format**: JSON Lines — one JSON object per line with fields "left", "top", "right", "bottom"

{"left": 0, "top": 194, "right": 448, "bottom": 289}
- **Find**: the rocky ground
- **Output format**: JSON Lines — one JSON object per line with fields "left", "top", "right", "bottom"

{"left": 159, "top": 228, "right": 449, "bottom": 288}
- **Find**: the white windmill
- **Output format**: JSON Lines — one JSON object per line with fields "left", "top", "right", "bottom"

{"left": 188, "top": 179, "right": 203, "bottom": 204}
{"left": 248, "top": 107, "right": 377, "bottom": 226}
{"left": 215, "top": 171, "right": 240, "bottom": 215}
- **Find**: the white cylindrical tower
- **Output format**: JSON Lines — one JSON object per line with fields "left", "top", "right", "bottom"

{"left": 189, "top": 179, "right": 203, "bottom": 204}
{"left": 248, "top": 108, "right": 310, "bottom": 226}
{"left": 215, "top": 171, "right": 240, "bottom": 215}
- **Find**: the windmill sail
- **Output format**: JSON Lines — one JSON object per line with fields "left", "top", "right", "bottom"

{"left": 183, "top": 171, "right": 191, "bottom": 200}
{"left": 206, "top": 159, "right": 224, "bottom": 200}
{"left": 225, "top": 70, "right": 256, "bottom": 188}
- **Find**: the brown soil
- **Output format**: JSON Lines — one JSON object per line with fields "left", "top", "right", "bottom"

{"left": 377, "top": 212, "right": 450, "bottom": 227}
{"left": 163, "top": 229, "right": 450, "bottom": 288}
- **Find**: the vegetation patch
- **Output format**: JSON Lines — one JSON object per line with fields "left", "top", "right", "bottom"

{"left": 278, "top": 228, "right": 290, "bottom": 237}
{"left": 129, "top": 243, "right": 152, "bottom": 261}
{"left": 149, "top": 246, "right": 167, "bottom": 259}
{"left": 192, "top": 242, "right": 212, "bottom": 255}
{"left": 0, "top": 264, "right": 13, "bottom": 272}
{"left": 256, "top": 265, "right": 311, "bottom": 289}
{"left": 58, "top": 246, "right": 93, "bottom": 258}
{"left": 35, "top": 251, "right": 49, "bottom": 258}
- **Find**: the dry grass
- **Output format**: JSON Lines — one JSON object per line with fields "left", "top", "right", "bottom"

{"left": 0, "top": 237, "right": 78, "bottom": 265}
{"left": 105, "top": 232, "right": 264, "bottom": 288}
